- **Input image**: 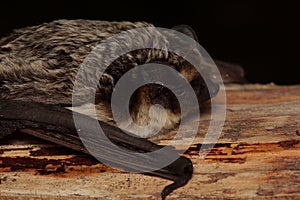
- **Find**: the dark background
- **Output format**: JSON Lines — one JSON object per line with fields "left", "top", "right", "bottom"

{"left": 0, "top": 1, "right": 299, "bottom": 84}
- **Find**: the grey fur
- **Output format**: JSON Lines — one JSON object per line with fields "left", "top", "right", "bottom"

{"left": 0, "top": 19, "right": 215, "bottom": 137}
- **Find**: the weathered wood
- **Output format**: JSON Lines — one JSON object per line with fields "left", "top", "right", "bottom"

{"left": 1, "top": 84, "right": 300, "bottom": 199}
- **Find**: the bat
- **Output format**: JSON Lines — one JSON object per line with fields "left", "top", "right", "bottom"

{"left": 0, "top": 20, "right": 245, "bottom": 199}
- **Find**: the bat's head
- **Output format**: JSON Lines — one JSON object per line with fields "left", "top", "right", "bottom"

{"left": 121, "top": 25, "right": 219, "bottom": 138}
{"left": 126, "top": 64, "right": 219, "bottom": 138}
{"left": 96, "top": 24, "right": 220, "bottom": 138}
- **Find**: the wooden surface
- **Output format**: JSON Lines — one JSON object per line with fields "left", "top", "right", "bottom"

{"left": 1, "top": 84, "right": 300, "bottom": 199}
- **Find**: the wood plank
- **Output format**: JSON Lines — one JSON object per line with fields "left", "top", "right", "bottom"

{"left": 1, "top": 84, "right": 300, "bottom": 199}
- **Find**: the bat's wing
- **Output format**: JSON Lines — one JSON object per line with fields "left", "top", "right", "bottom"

{"left": 0, "top": 99, "right": 192, "bottom": 199}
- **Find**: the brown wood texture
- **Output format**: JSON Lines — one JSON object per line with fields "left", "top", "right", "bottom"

{"left": 1, "top": 84, "right": 300, "bottom": 199}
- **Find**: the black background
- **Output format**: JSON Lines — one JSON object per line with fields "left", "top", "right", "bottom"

{"left": 0, "top": 1, "right": 299, "bottom": 84}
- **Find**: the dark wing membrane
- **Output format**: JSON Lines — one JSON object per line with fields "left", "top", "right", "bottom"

{"left": 0, "top": 99, "right": 192, "bottom": 199}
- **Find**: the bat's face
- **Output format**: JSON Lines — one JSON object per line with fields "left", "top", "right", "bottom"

{"left": 126, "top": 65, "right": 219, "bottom": 138}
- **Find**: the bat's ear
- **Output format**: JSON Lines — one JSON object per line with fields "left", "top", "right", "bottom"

{"left": 172, "top": 24, "right": 199, "bottom": 42}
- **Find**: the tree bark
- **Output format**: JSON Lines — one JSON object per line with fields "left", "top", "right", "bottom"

{"left": 1, "top": 84, "right": 300, "bottom": 199}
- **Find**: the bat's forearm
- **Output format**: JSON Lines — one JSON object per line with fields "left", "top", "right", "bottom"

{"left": 0, "top": 99, "right": 192, "bottom": 199}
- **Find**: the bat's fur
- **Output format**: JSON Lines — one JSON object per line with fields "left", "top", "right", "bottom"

{"left": 0, "top": 19, "right": 217, "bottom": 138}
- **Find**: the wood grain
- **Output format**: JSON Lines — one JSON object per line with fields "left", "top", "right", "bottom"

{"left": 1, "top": 84, "right": 300, "bottom": 199}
